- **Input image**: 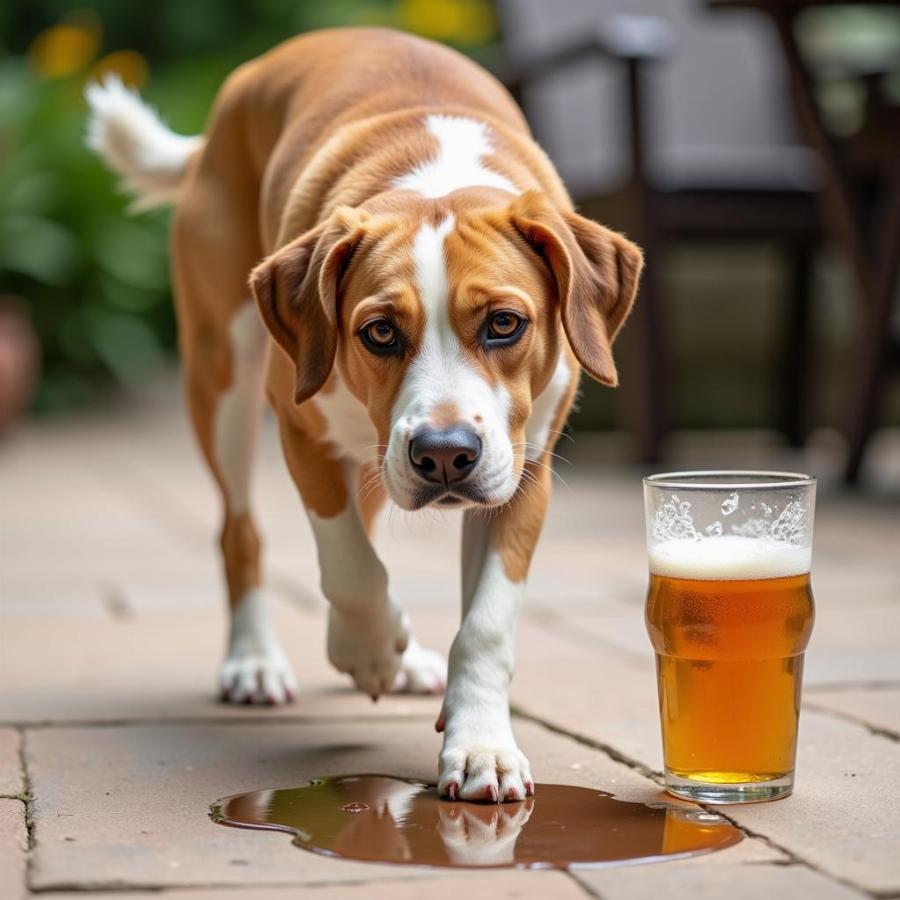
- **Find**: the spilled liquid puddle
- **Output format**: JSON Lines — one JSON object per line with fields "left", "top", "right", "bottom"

{"left": 211, "top": 775, "right": 741, "bottom": 869}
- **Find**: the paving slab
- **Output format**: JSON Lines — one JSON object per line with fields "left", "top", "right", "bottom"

{"left": 0, "top": 729, "right": 22, "bottom": 796}
{"left": 718, "top": 711, "right": 900, "bottom": 896}
{"left": 506, "top": 621, "right": 900, "bottom": 895}
{"left": 0, "top": 799, "right": 27, "bottom": 900}
{"left": 575, "top": 861, "right": 866, "bottom": 900}
{"left": 507, "top": 615, "right": 661, "bottom": 761}
{"left": 23, "top": 718, "right": 754, "bottom": 891}
{"left": 802, "top": 608, "right": 900, "bottom": 686}
{"left": 44, "top": 870, "right": 588, "bottom": 900}
{"left": 806, "top": 687, "right": 900, "bottom": 737}
{"left": 0, "top": 600, "right": 443, "bottom": 725}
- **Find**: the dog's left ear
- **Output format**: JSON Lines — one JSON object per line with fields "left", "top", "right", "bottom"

{"left": 511, "top": 192, "right": 643, "bottom": 387}
{"left": 250, "top": 207, "right": 366, "bottom": 404}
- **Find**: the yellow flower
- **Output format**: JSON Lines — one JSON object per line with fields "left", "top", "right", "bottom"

{"left": 89, "top": 51, "right": 149, "bottom": 90}
{"left": 397, "top": 0, "right": 496, "bottom": 45}
{"left": 29, "top": 13, "right": 101, "bottom": 79}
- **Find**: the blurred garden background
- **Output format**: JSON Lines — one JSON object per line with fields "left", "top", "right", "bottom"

{"left": 1, "top": 0, "right": 898, "bottom": 465}
{"left": 0, "top": 0, "right": 500, "bottom": 416}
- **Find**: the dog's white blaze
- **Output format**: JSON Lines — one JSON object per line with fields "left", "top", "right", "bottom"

{"left": 385, "top": 217, "right": 517, "bottom": 508}
{"left": 414, "top": 214, "right": 456, "bottom": 329}
{"left": 213, "top": 302, "right": 268, "bottom": 514}
{"left": 394, "top": 114, "right": 516, "bottom": 199}
{"left": 524, "top": 353, "right": 572, "bottom": 461}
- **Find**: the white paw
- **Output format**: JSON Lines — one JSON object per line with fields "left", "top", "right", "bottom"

{"left": 219, "top": 589, "right": 297, "bottom": 705}
{"left": 219, "top": 651, "right": 297, "bottom": 705}
{"left": 392, "top": 637, "right": 447, "bottom": 695}
{"left": 438, "top": 734, "right": 534, "bottom": 803}
{"left": 438, "top": 798, "right": 534, "bottom": 866}
{"left": 327, "top": 603, "right": 409, "bottom": 699}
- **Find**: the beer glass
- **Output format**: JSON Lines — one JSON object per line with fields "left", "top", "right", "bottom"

{"left": 643, "top": 472, "right": 816, "bottom": 804}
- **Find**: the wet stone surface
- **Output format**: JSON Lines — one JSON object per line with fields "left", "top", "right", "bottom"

{"left": 212, "top": 775, "right": 742, "bottom": 869}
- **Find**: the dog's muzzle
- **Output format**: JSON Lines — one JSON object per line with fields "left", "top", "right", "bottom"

{"left": 408, "top": 425, "right": 492, "bottom": 507}
{"left": 409, "top": 425, "right": 482, "bottom": 485}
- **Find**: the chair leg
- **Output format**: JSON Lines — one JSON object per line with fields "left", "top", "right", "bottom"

{"left": 843, "top": 169, "right": 900, "bottom": 483}
{"left": 779, "top": 244, "right": 815, "bottom": 447}
{"left": 619, "top": 240, "right": 667, "bottom": 463}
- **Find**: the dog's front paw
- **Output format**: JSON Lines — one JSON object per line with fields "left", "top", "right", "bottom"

{"left": 392, "top": 637, "right": 447, "bottom": 695}
{"left": 327, "top": 603, "right": 409, "bottom": 699}
{"left": 438, "top": 731, "right": 534, "bottom": 803}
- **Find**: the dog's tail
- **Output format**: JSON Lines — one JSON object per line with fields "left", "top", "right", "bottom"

{"left": 85, "top": 76, "right": 204, "bottom": 211}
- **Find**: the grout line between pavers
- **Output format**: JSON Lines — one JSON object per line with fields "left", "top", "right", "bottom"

{"left": 94, "top": 451, "right": 324, "bottom": 615}
{"left": 17, "top": 726, "right": 37, "bottom": 898}
{"left": 522, "top": 605, "right": 652, "bottom": 670}
{"left": 0, "top": 713, "right": 437, "bottom": 730}
{"left": 511, "top": 707, "right": 661, "bottom": 783}
{"left": 510, "top": 709, "right": 884, "bottom": 899}
{"left": 566, "top": 869, "right": 605, "bottom": 899}
{"left": 804, "top": 701, "right": 899, "bottom": 744}
{"left": 26, "top": 870, "right": 571, "bottom": 894}
{"left": 100, "top": 582, "right": 136, "bottom": 621}
{"left": 805, "top": 681, "right": 900, "bottom": 694}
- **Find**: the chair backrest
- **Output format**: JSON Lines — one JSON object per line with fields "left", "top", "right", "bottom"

{"left": 496, "top": 0, "right": 814, "bottom": 194}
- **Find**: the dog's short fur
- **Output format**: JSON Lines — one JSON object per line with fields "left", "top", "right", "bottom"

{"left": 87, "top": 27, "right": 642, "bottom": 803}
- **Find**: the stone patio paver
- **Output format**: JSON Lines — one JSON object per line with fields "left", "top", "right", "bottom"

{"left": 3, "top": 394, "right": 898, "bottom": 898}
{"left": 0, "top": 729, "right": 22, "bottom": 796}
{"left": 0, "top": 600, "right": 442, "bottom": 725}
{"left": 505, "top": 620, "right": 900, "bottom": 895}
{"left": 806, "top": 687, "right": 900, "bottom": 737}
{"left": 575, "top": 861, "right": 868, "bottom": 900}
{"left": 23, "top": 718, "right": 763, "bottom": 891}
{"left": 46, "top": 870, "right": 588, "bottom": 900}
{"left": 715, "top": 711, "right": 900, "bottom": 896}
{"left": 0, "top": 800, "right": 27, "bottom": 900}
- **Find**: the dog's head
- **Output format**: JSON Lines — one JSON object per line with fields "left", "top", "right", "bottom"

{"left": 251, "top": 189, "right": 642, "bottom": 510}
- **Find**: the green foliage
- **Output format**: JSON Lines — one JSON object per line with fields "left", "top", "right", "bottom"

{"left": 0, "top": 59, "right": 177, "bottom": 411}
{"left": 0, "top": 1, "right": 497, "bottom": 413}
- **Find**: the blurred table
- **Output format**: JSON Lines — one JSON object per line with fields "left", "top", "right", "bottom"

{"left": 709, "top": 0, "right": 900, "bottom": 482}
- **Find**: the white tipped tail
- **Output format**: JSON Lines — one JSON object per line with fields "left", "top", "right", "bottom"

{"left": 85, "top": 76, "right": 204, "bottom": 211}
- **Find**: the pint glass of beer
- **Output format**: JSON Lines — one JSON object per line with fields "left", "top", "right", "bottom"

{"left": 643, "top": 472, "right": 816, "bottom": 804}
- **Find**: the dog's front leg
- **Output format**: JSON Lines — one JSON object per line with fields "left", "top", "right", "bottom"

{"left": 279, "top": 418, "right": 444, "bottom": 698}
{"left": 310, "top": 481, "right": 408, "bottom": 701}
{"left": 437, "top": 463, "right": 550, "bottom": 802}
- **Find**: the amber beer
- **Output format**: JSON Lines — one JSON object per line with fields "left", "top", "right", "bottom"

{"left": 643, "top": 473, "right": 816, "bottom": 804}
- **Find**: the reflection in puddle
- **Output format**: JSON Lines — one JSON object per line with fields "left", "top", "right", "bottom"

{"left": 211, "top": 775, "right": 741, "bottom": 869}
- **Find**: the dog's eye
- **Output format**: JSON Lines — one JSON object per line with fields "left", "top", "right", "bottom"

{"left": 485, "top": 310, "right": 526, "bottom": 346}
{"left": 360, "top": 318, "right": 401, "bottom": 355}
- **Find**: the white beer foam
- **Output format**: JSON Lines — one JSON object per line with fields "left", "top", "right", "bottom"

{"left": 649, "top": 535, "right": 811, "bottom": 580}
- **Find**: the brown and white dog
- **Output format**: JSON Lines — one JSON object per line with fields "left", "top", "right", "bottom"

{"left": 86, "top": 27, "right": 642, "bottom": 803}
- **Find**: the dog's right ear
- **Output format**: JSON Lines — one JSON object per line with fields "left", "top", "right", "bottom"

{"left": 250, "top": 208, "right": 366, "bottom": 404}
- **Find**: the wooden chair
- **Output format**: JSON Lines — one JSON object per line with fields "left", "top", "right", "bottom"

{"left": 487, "top": 0, "right": 823, "bottom": 460}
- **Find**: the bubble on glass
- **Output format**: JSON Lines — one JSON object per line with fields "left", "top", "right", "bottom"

{"left": 652, "top": 486, "right": 809, "bottom": 549}
{"left": 720, "top": 492, "right": 739, "bottom": 516}
{"left": 730, "top": 499, "right": 807, "bottom": 545}
{"left": 652, "top": 494, "right": 701, "bottom": 542}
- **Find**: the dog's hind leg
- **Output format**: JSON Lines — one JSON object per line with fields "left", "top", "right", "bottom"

{"left": 171, "top": 142, "right": 296, "bottom": 706}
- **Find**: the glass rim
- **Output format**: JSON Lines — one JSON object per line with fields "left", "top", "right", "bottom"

{"left": 643, "top": 470, "right": 816, "bottom": 490}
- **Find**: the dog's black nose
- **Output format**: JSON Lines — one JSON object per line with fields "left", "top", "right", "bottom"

{"left": 409, "top": 426, "right": 482, "bottom": 485}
